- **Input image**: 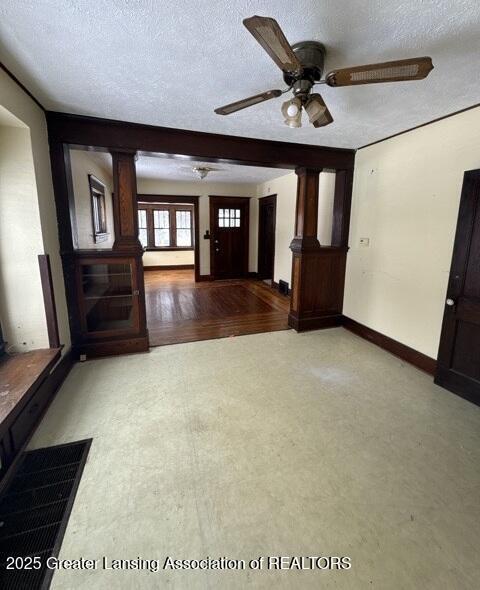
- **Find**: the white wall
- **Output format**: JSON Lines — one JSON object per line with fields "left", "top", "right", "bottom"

{"left": 257, "top": 171, "right": 336, "bottom": 286}
{"left": 344, "top": 106, "right": 480, "bottom": 359}
{"left": 137, "top": 179, "right": 257, "bottom": 276}
{"left": 0, "top": 69, "right": 70, "bottom": 353}
{"left": 143, "top": 250, "right": 194, "bottom": 267}
{"left": 0, "top": 122, "right": 48, "bottom": 351}
{"left": 70, "top": 150, "right": 114, "bottom": 249}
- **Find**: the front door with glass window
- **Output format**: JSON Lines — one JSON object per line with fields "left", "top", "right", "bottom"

{"left": 210, "top": 196, "right": 250, "bottom": 280}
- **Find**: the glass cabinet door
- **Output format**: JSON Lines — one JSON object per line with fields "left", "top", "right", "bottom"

{"left": 80, "top": 262, "right": 135, "bottom": 333}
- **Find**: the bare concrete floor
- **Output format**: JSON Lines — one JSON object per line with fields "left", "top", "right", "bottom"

{"left": 29, "top": 328, "right": 480, "bottom": 589}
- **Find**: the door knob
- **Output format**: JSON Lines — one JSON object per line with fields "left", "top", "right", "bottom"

{"left": 446, "top": 298, "right": 455, "bottom": 306}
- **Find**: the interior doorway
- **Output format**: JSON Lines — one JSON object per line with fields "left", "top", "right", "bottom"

{"left": 209, "top": 196, "right": 250, "bottom": 280}
{"left": 436, "top": 169, "right": 480, "bottom": 405}
{"left": 257, "top": 194, "right": 277, "bottom": 282}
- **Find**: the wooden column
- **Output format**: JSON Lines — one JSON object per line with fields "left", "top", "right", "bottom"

{"left": 111, "top": 150, "right": 142, "bottom": 252}
{"left": 332, "top": 169, "right": 354, "bottom": 248}
{"left": 288, "top": 167, "right": 352, "bottom": 331}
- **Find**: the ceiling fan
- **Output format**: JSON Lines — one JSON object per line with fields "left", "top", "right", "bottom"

{"left": 214, "top": 15, "right": 434, "bottom": 129}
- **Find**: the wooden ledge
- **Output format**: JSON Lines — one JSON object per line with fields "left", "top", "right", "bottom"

{"left": 0, "top": 348, "right": 61, "bottom": 427}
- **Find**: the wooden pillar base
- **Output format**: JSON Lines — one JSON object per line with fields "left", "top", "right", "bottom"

{"left": 288, "top": 247, "right": 347, "bottom": 331}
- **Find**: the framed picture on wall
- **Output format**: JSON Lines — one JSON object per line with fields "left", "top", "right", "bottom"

{"left": 88, "top": 174, "right": 108, "bottom": 243}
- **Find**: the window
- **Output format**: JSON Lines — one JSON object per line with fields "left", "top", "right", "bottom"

{"left": 137, "top": 203, "right": 194, "bottom": 250}
{"left": 176, "top": 210, "right": 192, "bottom": 246}
{"left": 218, "top": 208, "right": 240, "bottom": 228}
{"left": 138, "top": 210, "right": 148, "bottom": 248}
{"left": 154, "top": 210, "right": 170, "bottom": 247}
{"left": 89, "top": 175, "right": 108, "bottom": 243}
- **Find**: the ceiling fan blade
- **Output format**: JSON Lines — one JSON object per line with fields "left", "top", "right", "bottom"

{"left": 305, "top": 94, "right": 333, "bottom": 128}
{"left": 214, "top": 89, "right": 282, "bottom": 115}
{"left": 243, "top": 15, "right": 302, "bottom": 74}
{"left": 326, "top": 57, "right": 433, "bottom": 87}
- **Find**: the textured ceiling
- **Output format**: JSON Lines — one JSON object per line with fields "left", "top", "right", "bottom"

{"left": 1, "top": 1, "right": 479, "bottom": 148}
{"left": 81, "top": 150, "right": 288, "bottom": 183}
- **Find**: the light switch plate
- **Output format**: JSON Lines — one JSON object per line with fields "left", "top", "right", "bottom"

{"left": 359, "top": 237, "right": 370, "bottom": 247}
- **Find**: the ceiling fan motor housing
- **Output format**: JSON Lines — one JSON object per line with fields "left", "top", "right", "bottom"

{"left": 283, "top": 41, "right": 326, "bottom": 87}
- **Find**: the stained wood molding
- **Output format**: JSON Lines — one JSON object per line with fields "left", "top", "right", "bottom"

{"left": 0, "top": 349, "right": 73, "bottom": 490}
{"left": 342, "top": 316, "right": 437, "bottom": 375}
{"left": 38, "top": 254, "right": 60, "bottom": 348}
{"left": 46, "top": 112, "right": 355, "bottom": 171}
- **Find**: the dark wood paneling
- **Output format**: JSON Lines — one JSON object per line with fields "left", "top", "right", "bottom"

{"left": 75, "top": 335, "right": 149, "bottom": 358}
{"left": 38, "top": 254, "right": 60, "bottom": 348}
{"left": 0, "top": 349, "right": 73, "bottom": 489}
{"left": 46, "top": 112, "right": 355, "bottom": 170}
{"left": 343, "top": 316, "right": 437, "bottom": 375}
{"left": 289, "top": 167, "right": 350, "bottom": 331}
{"left": 332, "top": 169, "right": 354, "bottom": 248}
{"left": 111, "top": 150, "right": 142, "bottom": 252}
{"left": 47, "top": 112, "right": 355, "bottom": 357}
{"left": 257, "top": 194, "right": 277, "bottom": 280}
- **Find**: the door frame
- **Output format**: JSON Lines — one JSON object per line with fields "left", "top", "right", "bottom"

{"left": 137, "top": 194, "right": 200, "bottom": 282}
{"left": 435, "top": 168, "right": 480, "bottom": 405}
{"left": 209, "top": 195, "right": 250, "bottom": 280}
{"left": 257, "top": 194, "right": 277, "bottom": 281}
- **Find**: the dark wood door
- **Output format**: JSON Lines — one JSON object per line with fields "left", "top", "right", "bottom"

{"left": 435, "top": 170, "right": 480, "bottom": 405}
{"left": 210, "top": 196, "right": 250, "bottom": 280}
{"left": 257, "top": 194, "right": 277, "bottom": 280}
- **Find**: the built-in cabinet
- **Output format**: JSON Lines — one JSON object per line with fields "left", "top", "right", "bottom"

{"left": 72, "top": 251, "right": 148, "bottom": 357}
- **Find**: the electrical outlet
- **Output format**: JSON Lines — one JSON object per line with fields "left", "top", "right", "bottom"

{"left": 359, "top": 237, "right": 370, "bottom": 247}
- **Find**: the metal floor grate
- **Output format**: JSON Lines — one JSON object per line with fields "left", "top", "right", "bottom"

{"left": 0, "top": 440, "right": 92, "bottom": 589}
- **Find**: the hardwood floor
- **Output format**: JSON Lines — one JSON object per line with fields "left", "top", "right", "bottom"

{"left": 145, "top": 269, "right": 290, "bottom": 346}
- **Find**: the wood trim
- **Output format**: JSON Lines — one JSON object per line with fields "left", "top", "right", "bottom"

{"left": 358, "top": 102, "right": 480, "bottom": 150}
{"left": 138, "top": 202, "right": 194, "bottom": 249}
{"left": 0, "top": 349, "right": 74, "bottom": 491}
{"left": 342, "top": 316, "right": 437, "bottom": 375}
{"left": 272, "top": 280, "right": 290, "bottom": 297}
{"left": 88, "top": 174, "right": 108, "bottom": 243}
{"left": 47, "top": 112, "right": 355, "bottom": 170}
{"left": 74, "top": 335, "right": 149, "bottom": 358}
{"left": 38, "top": 255, "right": 60, "bottom": 348}
{"left": 331, "top": 169, "right": 354, "bottom": 248}
{"left": 144, "top": 264, "right": 194, "bottom": 271}
{"left": 138, "top": 194, "right": 199, "bottom": 204}
{"left": 257, "top": 194, "right": 277, "bottom": 280}
{"left": 198, "top": 274, "right": 212, "bottom": 282}
{"left": 290, "top": 313, "right": 343, "bottom": 331}
{"left": 0, "top": 61, "right": 46, "bottom": 112}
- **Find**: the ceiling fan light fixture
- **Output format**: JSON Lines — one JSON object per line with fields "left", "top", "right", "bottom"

{"left": 305, "top": 94, "right": 333, "bottom": 128}
{"left": 281, "top": 97, "right": 302, "bottom": 128}
{"left": 193, "top": 166, "right": 210, "bottom": 179}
